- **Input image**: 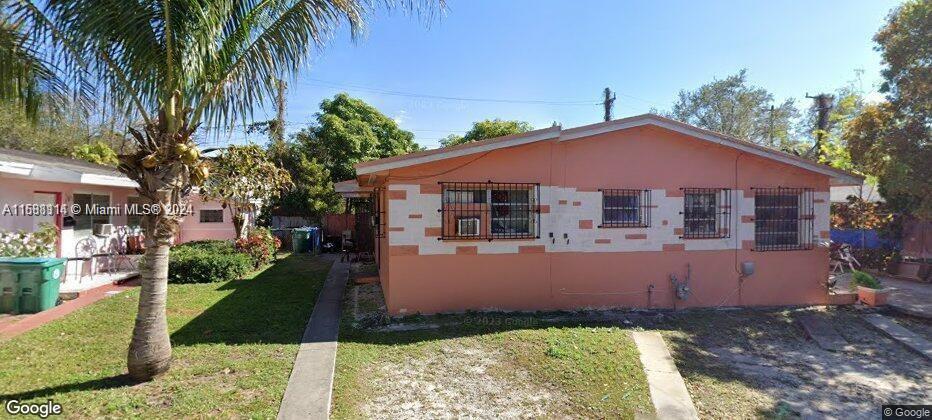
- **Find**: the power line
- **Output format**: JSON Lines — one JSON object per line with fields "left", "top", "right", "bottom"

{"left": 301, "top": 77, "right": 603, "bottom": 106}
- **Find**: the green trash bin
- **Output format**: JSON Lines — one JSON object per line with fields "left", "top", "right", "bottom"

{"left": 0, "top": 264, "right": 19, "bottom": 314}
{"left": 0, "top": 258, "right": 66, "bottom": 314}
{"left": 292, "top": 229, "right": 311, "bottom": 253}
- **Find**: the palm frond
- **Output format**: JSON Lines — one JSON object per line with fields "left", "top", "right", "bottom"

{"left": 0, "top": 9, "right": 89, "bottom": 120}
{"left": 6, "top": 0, "right": 444, "bottom": 131}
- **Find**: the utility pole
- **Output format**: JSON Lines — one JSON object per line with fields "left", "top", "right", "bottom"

{"left": 270, "top": 78, "right": 287, "bottom": 163}
{"left": 602, "top": 87, "right": 616, "bottom": 122}
{"left": 767, "top": 105, "right": 775, "bottom": 147}
{"left": 274, "top": 79, "right": 287, "bottom": 145}
{"left": 806, "top": 93, "right": 834, "bottom": 159}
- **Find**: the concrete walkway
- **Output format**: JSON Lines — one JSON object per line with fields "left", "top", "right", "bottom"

{"left": 0, "top": 279, "right": 138, "bottom": 340}
{"left": 798, "top": 314, "right": 848, "bottom": 352}
{"left": 278, "top": 256, "right": 349, "bottom": 420}
{"left": 632, "top": 331, "right": 699, "bottom": 420}
{"left": 863, "top": 314, "right": 932, "bottom": 360}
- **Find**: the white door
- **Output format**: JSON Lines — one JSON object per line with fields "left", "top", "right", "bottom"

{"left": 32, "top": 192, "right": 59, "bottom": 257}
{"left": 32, "top": 192, "right": 57, "bottom": 230}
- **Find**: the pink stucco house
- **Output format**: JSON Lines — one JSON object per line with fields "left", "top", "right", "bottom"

{"left": 348, "top": 114, "right": 863, "bottom": 315}
{"left": 0, "top": 148, "right": 241, "bottom": 259}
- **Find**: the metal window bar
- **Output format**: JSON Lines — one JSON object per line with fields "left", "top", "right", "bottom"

{"left": 599, "top": 189, "right": 651, "bottom": 228}
{"left": 439, "top": 181, "right": 540, "bottom": 241}
{"left": 681, "top": 188, "right": 732, "bottom": 239}
{"left": 753, "top": 187, "right": 814, "bottom": 251}
{"left": 372, "top": 187, "right": 384, "bottom": 239}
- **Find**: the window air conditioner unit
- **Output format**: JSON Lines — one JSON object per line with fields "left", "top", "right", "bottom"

{"left": 94, "top": 223, "right": 114, "bottom": 236}
{"left": 457, "top": 218, "right": 480, "bottom": 236}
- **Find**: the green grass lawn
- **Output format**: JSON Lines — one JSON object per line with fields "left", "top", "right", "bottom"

{"left": 332, "top": 312, "right": 654, "bottom": 419}
{"left": 0, "top": 253, "right": 331, "bottom": 418}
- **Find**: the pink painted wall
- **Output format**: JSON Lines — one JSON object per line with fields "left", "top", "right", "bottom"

{"left": 0, "top": 177, "right": 238, "bottom": 255}
{"left": 372, "top": 125, "right": 833, "bottom": 315}
{"left": 176, "top": 194, "right": 237, "bottom": 242}
{"left": 0, "top": 178, "right": 136, "bottom": 231}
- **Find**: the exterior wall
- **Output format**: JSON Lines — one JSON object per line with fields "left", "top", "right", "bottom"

{"left": 0, "top": 176, "right": 239, "bottom": 255}
{"left": 176, "top": 194, "right": 238, "bottom": 242}
{"left": 0, "top": 178, "right": 136, "bottom": 257}
{"left": 377, "top": 126, "right": 832, "bottom": 315}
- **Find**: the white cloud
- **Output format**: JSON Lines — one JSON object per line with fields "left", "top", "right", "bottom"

{"left": 393, "top": 109, "right": 409, "bottom": 125}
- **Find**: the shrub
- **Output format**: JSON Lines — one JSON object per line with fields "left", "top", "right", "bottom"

{"left": 0, "top": 223, "right": 58, "bottom": 257}
{"left": 850, "top": 270, "right": 882, "bottom": 290}
{"left": 168, "top": 241, "right": 252, "bottom": 284}
{"left": 180, "top": 239, "right": 236, "bottom": 253}
{"left": 235, "top": 228, "right": 281, "bottom": 268}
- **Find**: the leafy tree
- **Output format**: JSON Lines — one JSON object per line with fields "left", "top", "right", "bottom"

{"left": 843, "top": 0, "right": 931, "bottom": 218}
{"left": 72, "top": 141, "right": 119, "bottom": 166}
{"left": 440, "top": 118, "right": 533, "bottom": 147}
{"left": 303, "top": 93, "right": 420, "bottom": 182}
{"left": 6, "top": 0, "right": 438, "bottom": 380}
{"left": 664, "top": 69, "right": 801, "bottom": 149}
{"left": 0, "top": 100, "right": 127, "bottom": 159}
{"left": 816, "top": 84, "right": 873, "bottom": 179}
{"left": 200, "top": 144, "right": 293, "bottom": 239}
{"left": 268, "top": 140, "right": 342, "bottom": 224}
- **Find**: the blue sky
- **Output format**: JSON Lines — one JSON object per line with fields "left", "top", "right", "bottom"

{"left": 229, "top": 0, "right": 899, "bottom": 149}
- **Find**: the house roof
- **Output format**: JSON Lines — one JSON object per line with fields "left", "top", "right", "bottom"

{"left": 0, "top": 148, "right": 137, "bottom": 188}
{"left": 333, "top": 179, "right": 374, "bottom": 197}
{"left": 355, "top": 114, "right": 864, "bottom": 186}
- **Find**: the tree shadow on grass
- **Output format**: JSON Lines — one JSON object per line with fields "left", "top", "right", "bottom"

{"left": 170, "top": 254, "right": 332, "bottom": 346}
{"left": 0, "top": 375, "right": 139, "bottom": 401}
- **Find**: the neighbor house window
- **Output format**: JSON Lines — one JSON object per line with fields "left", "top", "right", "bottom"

{"left": 600, "top": 189, "right": 651, "bottom": 228}
{"left": 199, "top": 209, "right": 224, "bottom": 223}
{"left": 754, "top": 187, "right": 814, "bottom": 251}
{"left": 439, "top": 182, "right": 539, "bottom": 240}
{"left": 682, "top": 188, "right": 731, "bottom": 239}
{"left": 73, "top": 193, "right": 110, "bottom": 237}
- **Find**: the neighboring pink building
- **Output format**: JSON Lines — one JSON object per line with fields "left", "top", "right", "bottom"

{"left": 348, "top": 114, "right": 863, "bottom": 315}
{"left": 0, "top": 148, "right": 239, "bottom": 258}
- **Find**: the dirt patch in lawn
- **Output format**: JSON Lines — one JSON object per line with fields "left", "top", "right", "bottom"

{"left": 359, "top": 339, "right": 570, "bottom": 419}
{"left": 659, "top": 308, "right": 932, "bottom": 419}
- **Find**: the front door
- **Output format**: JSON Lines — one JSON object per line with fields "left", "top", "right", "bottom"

{"left": 32, "top": 192, "right": 61, "bottom": 256}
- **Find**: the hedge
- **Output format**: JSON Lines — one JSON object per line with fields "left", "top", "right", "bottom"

{"left": 167, "top": 240, "right": 252, "bottom": 284}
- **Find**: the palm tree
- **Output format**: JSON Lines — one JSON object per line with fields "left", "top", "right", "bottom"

{"left": 0, "top": 9, "right": 81, "bottom": 121}
{"left": 6, "top": 0, "right": 440, "bottom": 381}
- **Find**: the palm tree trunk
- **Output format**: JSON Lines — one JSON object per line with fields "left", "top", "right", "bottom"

{"left": 127, "top": 236, "right": 172, "bottom": 381}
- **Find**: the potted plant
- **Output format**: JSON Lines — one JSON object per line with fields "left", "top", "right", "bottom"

{"left": 850, "top": 270, "right": 888, "bottom": 307}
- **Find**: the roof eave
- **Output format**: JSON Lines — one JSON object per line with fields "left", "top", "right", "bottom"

{"left": 355, "top": 126, "right": 562, "bottom": 175}
{"left": 352, "top": 114, "right": 864, "bottom": 186}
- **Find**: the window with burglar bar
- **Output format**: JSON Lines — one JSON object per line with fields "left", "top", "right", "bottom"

{"left": 681, "top": 188, "right": 731, "bottom": 238}
{"left": 440, "top": 182, "right": 540, "bottom": 240}
{"left": 753, "top": 187, "right": 814, "bottom": 251}
{"left": 600, "top": 189, "right": 651, "bottom": 228}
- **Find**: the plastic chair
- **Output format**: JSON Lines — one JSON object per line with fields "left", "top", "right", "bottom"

{"left": 109, "top": 229, "right": 134, "bottom": 273}
{"left": 830, "top": 243, "right": 861, "bottom": 274}
{"left": 68, "top": 237, "right": 97, "bottom": 284}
